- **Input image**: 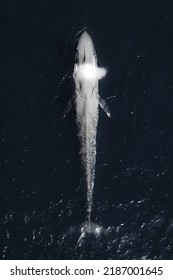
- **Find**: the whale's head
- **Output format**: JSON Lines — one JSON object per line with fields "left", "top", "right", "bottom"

{"left": 73, "top": 31, "right": 107, "bottom": 91}
{"left": 76, "top": 31, "right": 96, "bottom": 66}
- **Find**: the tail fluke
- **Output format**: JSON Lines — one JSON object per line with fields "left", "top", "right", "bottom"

{"left": 81, "top": 220, "right": 102, "bottom": 235}
{"left": 77, "top": 220, "right": 103, "bottom": 244}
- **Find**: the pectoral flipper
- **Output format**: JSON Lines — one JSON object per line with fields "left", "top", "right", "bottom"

{"left": 99, "top": 96, "right": 110, "bottom": 117}
{"left": 63, "top": 97, "right": 74, "bottom": 118}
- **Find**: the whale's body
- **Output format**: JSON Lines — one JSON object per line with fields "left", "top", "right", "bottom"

{"left": 72, "top": 31, "right": 110, "bottom": 224}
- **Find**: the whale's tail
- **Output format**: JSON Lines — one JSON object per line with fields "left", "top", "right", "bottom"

{"left": 77, "top": 220, "right": 105, "bottom": 244}
{"left": 81, "top": 220, "right": 102, "bottom": 235}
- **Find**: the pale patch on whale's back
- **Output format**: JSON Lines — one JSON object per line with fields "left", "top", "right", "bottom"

{"left": 75, "top": 63, "right": 107, "bottom": 82}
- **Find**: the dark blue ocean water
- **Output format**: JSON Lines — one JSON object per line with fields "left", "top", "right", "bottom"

{"left": 1, "top": 0, "right": 173, "bottom": 259}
